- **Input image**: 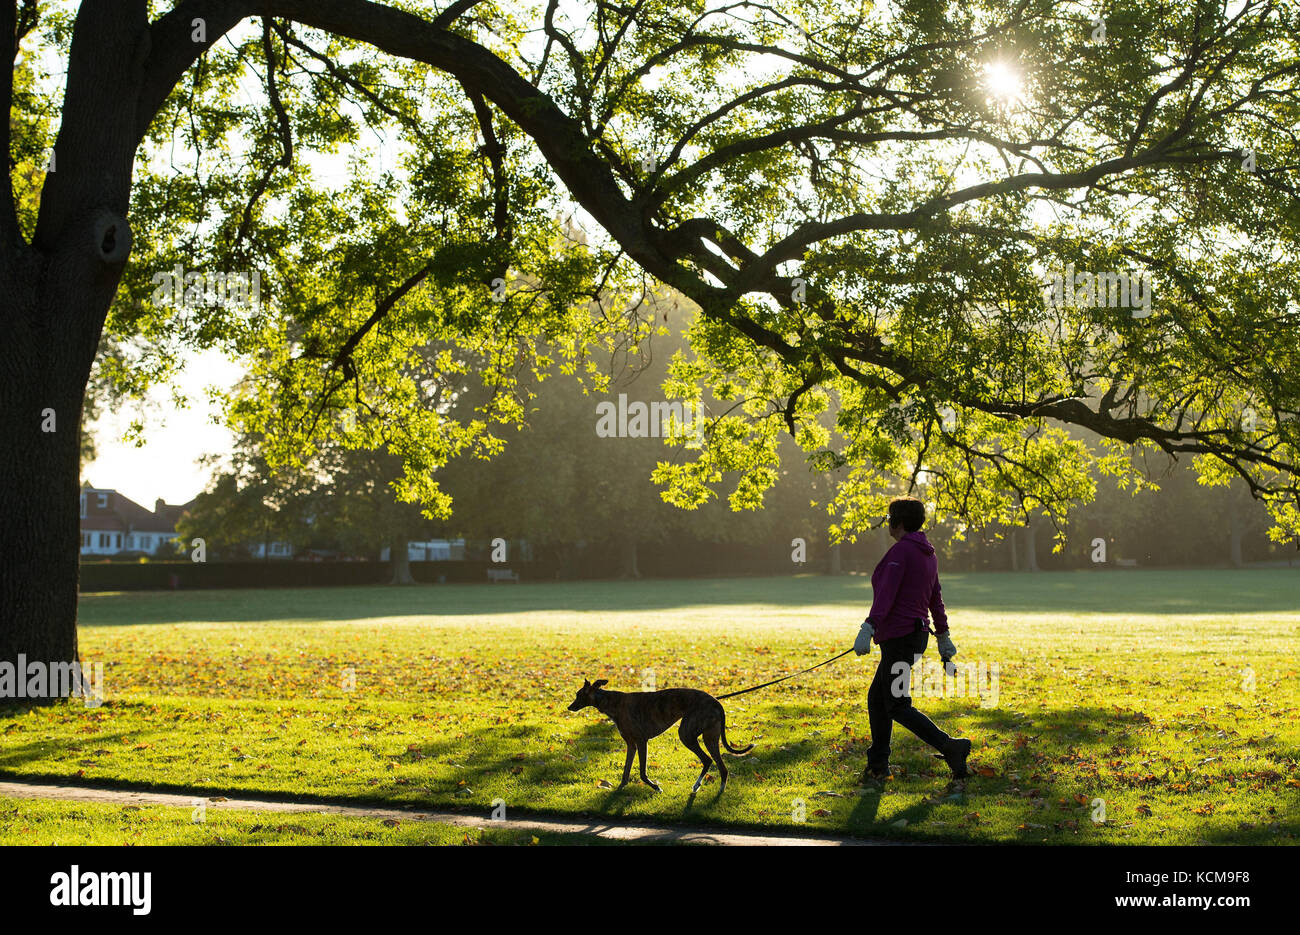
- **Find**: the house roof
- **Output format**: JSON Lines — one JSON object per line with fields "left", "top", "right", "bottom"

{"left": 80, "top": 488, "right": 193, "bottom": 535}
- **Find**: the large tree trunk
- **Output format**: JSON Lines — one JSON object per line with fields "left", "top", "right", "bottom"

{"left": 1023, "top": 520, "right": 1040, "bottom": 572}
{"left": 388, "top": 534, "right": 415, "bottom": 585}
{"left": 0, "top": 269, "right": 91, "bottom": 685}
{"left": 0, "top": 4, "right": 145, "bottom": 698}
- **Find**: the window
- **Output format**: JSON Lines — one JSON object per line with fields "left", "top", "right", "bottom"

{"left": 79, "top": 495, "right": 86, "bottom": 518}
{"left": 98, "top": 533, "right": 109, "bottom": 548}
{"left": 125, "top": 535, "right": 134, "bottom": 549}
{"left": 114, "top": 534, "right": 121, "bottom": 549}
{"left": 97, "top": 493, "right": 107, "bottom": 509}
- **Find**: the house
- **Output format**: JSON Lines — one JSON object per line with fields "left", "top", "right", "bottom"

{"left": 79, "top": 486, "right": 193, "bottom": 557}
{"left": 249, "top": 541, "right": 296, "bottom": 559}
{"left": 379, "top": 539, "right": 467, "bottom": 562}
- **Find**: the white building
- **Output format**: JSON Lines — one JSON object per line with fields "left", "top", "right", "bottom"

{"left": 379, "top": 539, "right": 467, "bottom": 562}
{"left": 249, "top": 541, "right": 295, "bottom": 559}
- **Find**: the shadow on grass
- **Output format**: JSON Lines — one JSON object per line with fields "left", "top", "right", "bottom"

{"left": 4, "top": 696, "right": 1292, "bottom": 845}
{"left": 0, "top": 731, "right": 138, "bottom": 775}
{"left": 828, "top": 704, "right": 1104, "bottom": 839}
{"left": 842, "top": 702, "right": 1299, "bottom": 843}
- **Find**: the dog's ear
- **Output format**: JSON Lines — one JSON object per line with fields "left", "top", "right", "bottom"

{"left": 581, "top": 678, "right": 590, "bottom": 688}
{"left": 592, "top": 679, "right": 608, "bottom": 690}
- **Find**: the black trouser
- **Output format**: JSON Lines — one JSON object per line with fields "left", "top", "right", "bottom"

{"left": 866, "top": 623, "right": 952, "bottom": 769}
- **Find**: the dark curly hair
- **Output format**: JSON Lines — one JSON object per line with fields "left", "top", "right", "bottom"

{"left": 887, "top": 496, "right": 926, "bottom": 532}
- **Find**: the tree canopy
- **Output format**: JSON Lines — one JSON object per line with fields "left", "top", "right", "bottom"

{"left": 15, "top": 0, "right": 1300, "bottom": 559}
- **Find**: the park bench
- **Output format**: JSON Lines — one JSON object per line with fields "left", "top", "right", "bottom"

{"left": 487, "top": 568, "right": 520, "bottom": 583}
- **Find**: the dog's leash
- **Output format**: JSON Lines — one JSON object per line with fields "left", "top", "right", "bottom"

{"left": 716, "top": 648, "right": 855, "bottom": 699}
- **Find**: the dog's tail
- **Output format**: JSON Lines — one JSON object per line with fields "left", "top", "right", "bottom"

{"left": 721, "top": 713, "right": 753, "bottom": 756}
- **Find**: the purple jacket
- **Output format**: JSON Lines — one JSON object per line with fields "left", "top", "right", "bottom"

{"left": 866, "top": 531, "right": 949, "bottom": 641}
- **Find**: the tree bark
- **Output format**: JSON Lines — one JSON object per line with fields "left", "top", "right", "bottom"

{"left": 0, "top": 4, "right": 146, "bottom": 696}
{"left": 388, "top": 533, "right": 415, "bottom": 585}
{"left": 1023, "top": 520, "right": 1040, "bottom": 572}
{"left": 0, "top": 268, "right": 89, "bottom": 683}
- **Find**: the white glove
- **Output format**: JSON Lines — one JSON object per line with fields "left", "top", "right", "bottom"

{"left": 935, "top": 631, "right": 957, "bottom": 660}
{"left": 854, "top": 619, "right": 875, "bottom": 656}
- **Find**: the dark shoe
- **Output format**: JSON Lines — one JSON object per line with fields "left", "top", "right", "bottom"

{"left": 940, "top": 738, "right": 971, "bottom": 779}
{"left": 860, "top": 764, "right": 889, "bottom": 784}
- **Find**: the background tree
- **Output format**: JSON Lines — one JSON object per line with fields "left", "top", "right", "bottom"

{"left": 437, "top": 297, "right": 830, "bottom": 576}
{"left": 179, "top": 444, "right": 314, "bottom": 561}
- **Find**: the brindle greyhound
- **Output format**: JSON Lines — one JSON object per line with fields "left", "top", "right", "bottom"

{"left": 567, "top": 679, "right": 753, "bottom": 792}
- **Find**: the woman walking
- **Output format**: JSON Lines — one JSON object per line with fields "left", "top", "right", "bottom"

{"left": 853, "top": 496, "right": 971, "bottom": 783}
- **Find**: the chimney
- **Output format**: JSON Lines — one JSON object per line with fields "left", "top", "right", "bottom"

{"left": 155, "top": 498, "right": 166, "bottom": 514}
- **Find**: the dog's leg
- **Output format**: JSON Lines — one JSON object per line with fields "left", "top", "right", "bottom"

{"left": 680, "top": 723, "right": 712, "bottom": 793}
{"left": 703, "top": 728, "right": 728, "bottom": 791}
{"left": 617, "top": 741, "right": 634, "bottom": 789}
{"left": 636, "top": 739, "right": 661, "bottom": 792}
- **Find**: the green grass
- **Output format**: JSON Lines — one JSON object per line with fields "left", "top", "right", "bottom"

{"left": 2, "top": 569, "right": 1297, "bottom": 845}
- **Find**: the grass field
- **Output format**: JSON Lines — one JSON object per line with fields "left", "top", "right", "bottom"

{"left": 1, "top": 569, "right": 1297, "bottom": 845}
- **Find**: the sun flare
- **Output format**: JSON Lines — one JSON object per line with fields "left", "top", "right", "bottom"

{"left": 983, "top": 61, "right": 1023, "bottom": 104}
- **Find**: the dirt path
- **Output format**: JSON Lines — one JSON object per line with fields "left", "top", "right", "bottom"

{"left": 0, "top": 779, "right": 897, "bottom": 846}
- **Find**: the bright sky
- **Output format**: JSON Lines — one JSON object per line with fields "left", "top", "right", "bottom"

{"left": 81, "top": 350, "right": 243, "bottom": 507}
{"left": 78, "top": 19, "right": 384, "bottom": 509}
